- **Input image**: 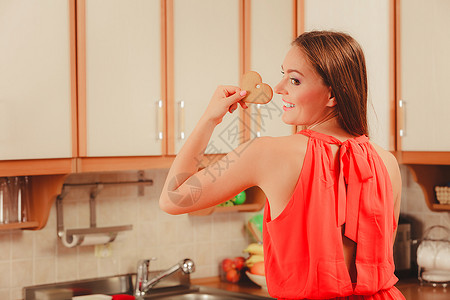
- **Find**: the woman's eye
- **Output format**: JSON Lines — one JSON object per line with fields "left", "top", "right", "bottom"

{"left": 290, "top": 78, "right": 300, "bottom": 85}
{"left": 281, "top": 70, "right": 285, "bottom": 77}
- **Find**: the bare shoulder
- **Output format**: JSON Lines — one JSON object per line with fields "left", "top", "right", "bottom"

{"left": 369, "top": 142, "right": 399, "bottom": 169}
{"left": 224, "top": 134, "right": 307, "bottom": 179}
{"left": 239, "top": 134, "right": 309, "bottom": 188}
{"left": 242, "top": 134, "right": 309, "bottom": 159}
{"left": 369, "top": 142, "right": 402, "bottom": 192}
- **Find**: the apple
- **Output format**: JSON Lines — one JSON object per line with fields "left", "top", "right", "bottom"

{"left": 249, "top": 261, "right": 265, "bottom": 276}
{"left": 226, "top": 268, "right": 240, "bottom": 283}
{"left": 233, "top": 256, "right": 245, "bottom": 271}
{"left": 220, "top": 257, "right": 247, "bottom": 283}
{"left": 221, "top": 258, "right": 234, "bottom": 272}
{"left": 232, "top": 191, "right": 246, "bottom": 205}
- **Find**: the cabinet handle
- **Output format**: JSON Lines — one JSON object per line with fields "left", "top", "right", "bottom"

{"left": 157, "top": 100, "right": 163, "bottom": 140}
{"left": 398, "top": 99, "right": 406, "bottom": 137}
{"left": 178, "top": 101, "right": 185, "bottom": 140}
{"left": 255, "top": 104, "right": 262, "bottom": 137}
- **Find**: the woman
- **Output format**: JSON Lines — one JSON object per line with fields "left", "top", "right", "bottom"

{"left": 159, "top": 31, "right": 404, "bottom": 300}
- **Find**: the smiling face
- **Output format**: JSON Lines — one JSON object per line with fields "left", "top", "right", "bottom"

{"left": 274, "top": 46, "right": 336, "bottom": 126}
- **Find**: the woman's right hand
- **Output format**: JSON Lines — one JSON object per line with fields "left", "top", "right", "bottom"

{"left": 202, "top": 86, "right": 248, "bottom": 125}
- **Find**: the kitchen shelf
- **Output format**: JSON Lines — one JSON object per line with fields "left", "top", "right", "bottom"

{"left": 407, "top": 164, "right": 450, "bottom": 212}
{"left": 400, "top": 151, "right": 450, "bottom": 165}
{"left": 188, "top": 186, "right": 265, "bottom": 216}
{"left": 429, "top": 203, "right": 450, "bottom": 211}
{"left": 0, "top": 221, "right": 40, "bottom": 230}
{"left": 0, "top": 174, "right": 67, "bottom": 231}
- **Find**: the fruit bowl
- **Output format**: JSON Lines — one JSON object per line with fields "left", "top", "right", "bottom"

{"left": 246, "top": 271, "right": 267, "bottom": 289}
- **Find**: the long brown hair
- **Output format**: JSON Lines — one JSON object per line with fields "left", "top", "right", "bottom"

{"left": 292, "top": 31, "right": 368, "bottom": 137}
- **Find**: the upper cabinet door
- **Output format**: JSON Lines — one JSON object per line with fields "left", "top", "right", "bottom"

{"left": 81, "top": 0, "right": 163, "bottom": 157}
{"left": 0, "top": 0, "right": 73, "bottom": 160}
{"left": 398, "top": 0, "right": 450, "bottom": 151}
{"left": 248, "top": 0, "right": 295, "bottom": 138}
{"left": 304, "top": 0, "right": 393, "bottom": 150}
{"left": 170, "top": 0, "right": 241, "bottom": 154}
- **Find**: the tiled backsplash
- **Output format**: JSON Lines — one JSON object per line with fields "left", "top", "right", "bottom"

{"left": 1, "top": 166, "right": 449, "bottom": 299}
{"left": 0, "top": 169, "right": 252, "bottom": 300}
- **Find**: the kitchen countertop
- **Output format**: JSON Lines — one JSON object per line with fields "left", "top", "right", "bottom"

{"left": 192, "top": 276, "right": 272, "bottom": 298}
{"left": 192, "top": 277, "right": 449, "bottom": 299}
{"left": 396, "top": 278, "right": 449, "bottom": 300}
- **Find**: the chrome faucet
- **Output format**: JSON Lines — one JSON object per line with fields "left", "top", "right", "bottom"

{"left": 134, "top": 258, "right": 195, "bottom": 297}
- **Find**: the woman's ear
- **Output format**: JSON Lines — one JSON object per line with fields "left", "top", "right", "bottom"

{"left": 326, "top": 97, "right": 336, "bottom": 108}
{"left": 326, "top": 88, "right": 337, "bottom": 107}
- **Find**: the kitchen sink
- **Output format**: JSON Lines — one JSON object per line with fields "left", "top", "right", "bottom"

{"left": 23, "top": 273, "right": 273, "bottom": 300}
{"left": 154, "top": 294, "right": 240, "bottom": 300}
{"left": 143, "top": 286, "right": 272, "bottom": 300}
{"left": 148, "top": 291, "right": 257, "bottom": 299}
{"left": 158, "top": 295, "right": 231, "bottom": 300}
{"left": 143, "top": 290, "right": 266, "bottom": 300}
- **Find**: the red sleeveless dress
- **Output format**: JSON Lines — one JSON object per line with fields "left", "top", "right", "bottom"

{"left": 263, "top": 130, "right": 405, "bottom": 300}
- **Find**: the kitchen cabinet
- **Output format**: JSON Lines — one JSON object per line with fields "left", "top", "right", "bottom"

{"left": 1, "top": 0, "right": 167, "bottom": 230}
{"left": 395, "top": 0, "right": 450, "bottom": 162}
{"left": 0, "top": 0, "right": 77, "bottom": 176}
{"left": 396, "top": 0, "right": 450, "bottom": 154}
{"left": 246, "top": 0, "right": 297, "bottom": 139}
{"left": 77, "top": 0, "right": 243, "bottom": 171}
{"left": 78, "top": 0, "right": 163, "bottom": 157}
{"left": 304, "top": 0, "right": 395, "bottom": 150}
{"left": 0, "top": 0, "right": 76, "bottom": 231}
{"left": 75, "top": 0, "right": 175, "bottom": 172}
{"left": 395, "top": 0, "right": 450, "bottom": 211}
{"left": 167, "top": 0, "right": 242, "bottom": 155}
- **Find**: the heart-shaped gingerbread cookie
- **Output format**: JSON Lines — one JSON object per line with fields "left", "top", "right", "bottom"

{"left": 241, "top": 71, "right": 273, "bottom": 104}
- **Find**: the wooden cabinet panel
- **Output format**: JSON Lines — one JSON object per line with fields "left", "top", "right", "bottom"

{"left": 247, "top": 0, "right": 296, "bottom": 138}
{"left": 82, "top": 0, "right": 163, "bottom": 157}
{"left": 398, "top": 0, "right": 450, "bottom": 151}
{"left": 170, "top": 0, "right": 241, "bottom": 154}
{"left": 304, "top": 0, "right": 393, "bottom": 150}
{"left": 0, "top": 0, "right": 73, "bottom": 160}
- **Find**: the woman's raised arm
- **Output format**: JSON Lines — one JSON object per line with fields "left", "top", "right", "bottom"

{"left": 159, "top": 86, "right": 264, "bottom": 215}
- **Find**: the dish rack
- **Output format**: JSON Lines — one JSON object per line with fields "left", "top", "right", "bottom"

{"left": 416, "top": 225, "right": 450, "bottom": 287}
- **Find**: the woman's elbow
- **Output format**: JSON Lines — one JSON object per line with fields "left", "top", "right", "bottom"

{"left": 159, "top": 194, "right": 183, "bottom": 215}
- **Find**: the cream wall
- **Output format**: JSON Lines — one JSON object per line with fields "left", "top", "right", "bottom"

{"left": 0, "top": 169, "right": 252, "bottom": 300}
